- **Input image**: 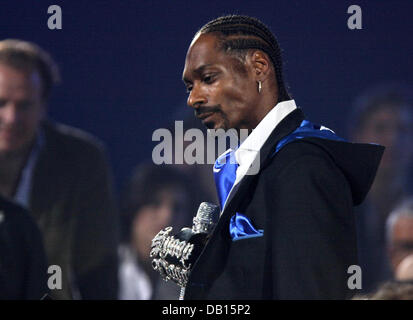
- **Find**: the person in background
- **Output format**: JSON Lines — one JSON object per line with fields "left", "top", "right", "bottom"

{"left": 353, "top": 281, "right": 413, "bottom": 300}
{"left": 349, "top": 84, "right": 413, "bottom": 293}
{"left": 118, "top": 163, "right": 195, "bottom": 299}
{"left": 386, "top": 199, "right": 413, "bottom": 282}
{"left": 0, "top": 39, "right": 119, "bottom": 299}
{"left": 395, "top": 255, "right": 413, "bottom": 281}
{"left": 0, "top": 194, "right": 48, "bottom": 299}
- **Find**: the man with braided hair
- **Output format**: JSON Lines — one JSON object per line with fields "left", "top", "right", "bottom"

{"left": 181, "top": 15, "right": 384, "bottom": 299}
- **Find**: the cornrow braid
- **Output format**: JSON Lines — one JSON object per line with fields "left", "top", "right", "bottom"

{"left": 197, "top": 15, "right": 291, "bottom": 102}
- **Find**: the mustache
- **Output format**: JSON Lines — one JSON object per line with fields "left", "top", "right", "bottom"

{"left": 194, "top": 105, "right": 221, "bottom": 118}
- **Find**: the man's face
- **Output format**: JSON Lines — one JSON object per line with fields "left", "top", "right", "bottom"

{"left": 0, "top": 64, "right": 45, "bottom": 155}
{"left": 389, "top": 215, "right": 413, "bottom": 272}
{"left": 182, "top": 33, "right": 260, "bottom": 131}
{"left": 355, "top": 106, "right": 413, "bottom": 172}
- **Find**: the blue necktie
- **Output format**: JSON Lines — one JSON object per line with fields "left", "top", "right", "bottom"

{"left": 213, "top": 150, "right": 239, "bottom": 209}
{"left": 213, "top": 149, "right": 264, "bottom": 241}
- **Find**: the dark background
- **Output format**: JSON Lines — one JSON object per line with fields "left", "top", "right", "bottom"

{"left": 1, "top": 0, "right": 412, "bottom": 193}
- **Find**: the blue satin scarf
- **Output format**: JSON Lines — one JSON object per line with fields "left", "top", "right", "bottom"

{"left": 213, "top": 149, "right": 238, "bottom": 210}
{"left": 213, "top": 119, "right": 346, "bottom": 241}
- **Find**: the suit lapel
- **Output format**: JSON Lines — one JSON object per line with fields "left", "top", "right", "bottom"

{"left": 186, "top": 108, "right": 305, "bottom": 297}
{"left": 220, "top": 108, "right": 305, "bottom": 221}
{"left": 30, "top": 122, "right": 60, "bottom": 220}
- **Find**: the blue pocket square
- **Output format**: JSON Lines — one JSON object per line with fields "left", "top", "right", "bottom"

{"left": 229, "top": 213, "right": 264, "bottom": 241}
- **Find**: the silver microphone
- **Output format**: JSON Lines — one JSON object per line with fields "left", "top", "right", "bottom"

{"left": 150, "top": 202, "right": 220, "bottom": 299}
{"left": 192, "top": 202, "right": 220, "bottom": 234}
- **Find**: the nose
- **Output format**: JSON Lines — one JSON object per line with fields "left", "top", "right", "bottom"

{"left": 1, "top": 103, "right": 19, "bottom": 125}
{"left": 187, "top": 83, "right": 207, "bottom": 109}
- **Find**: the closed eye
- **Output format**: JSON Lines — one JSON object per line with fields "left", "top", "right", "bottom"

{"left": 203, "top": 74, "right": 216, "bottom": 84}
{"left": 185, "top": 85, "right": 193, "bottom": 93}
{"left": 183, "top": 79, "right": 192, "bottom": 93}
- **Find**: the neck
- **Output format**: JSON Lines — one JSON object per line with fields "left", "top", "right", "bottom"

{"left": 241, "top": 98, "right": 279, "bottom": 133}
{"left": 257, "top": 95, "right": 278, "bottom": 123}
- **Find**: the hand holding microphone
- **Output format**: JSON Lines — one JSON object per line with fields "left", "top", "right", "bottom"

{"left": 150, "top": 202, "right": 219, "bottom": 292}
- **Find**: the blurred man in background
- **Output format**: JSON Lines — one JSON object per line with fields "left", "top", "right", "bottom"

{"left": 0, "top": 39, "right": 119, "bottom": 299}
{"left": 386, "top": 199, "right": 413, "bottom": 282}
{"left": 349, "top": 83, "right": 413, "bottom": 293}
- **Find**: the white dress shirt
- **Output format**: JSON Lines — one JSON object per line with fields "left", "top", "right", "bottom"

{"left": 221, "top": 99, "right": 297, "bottom": 211}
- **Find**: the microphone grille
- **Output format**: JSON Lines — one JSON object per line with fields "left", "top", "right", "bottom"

{"left": 192, "top": 202, "right": 220, "bottom": 234}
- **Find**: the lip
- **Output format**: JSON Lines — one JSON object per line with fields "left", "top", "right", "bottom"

{"left": 197, "top": 112, "right": 215, "bottom": 122}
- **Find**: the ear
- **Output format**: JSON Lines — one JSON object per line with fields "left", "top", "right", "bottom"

{"left": 247, "top": 50, "right": 272, "bottom": 82}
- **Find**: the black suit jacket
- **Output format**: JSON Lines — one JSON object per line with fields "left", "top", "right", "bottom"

{"left": 29, "top": 120, "right": 119, "bottom": 299}
{"left": 184, "top": 109, "right": 384, "bottom": 299}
